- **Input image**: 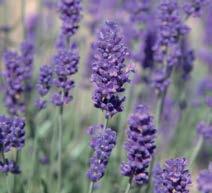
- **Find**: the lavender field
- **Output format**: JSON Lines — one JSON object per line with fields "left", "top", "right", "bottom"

{"left": 0, "top": 0, "right": 211, "bottom": 193}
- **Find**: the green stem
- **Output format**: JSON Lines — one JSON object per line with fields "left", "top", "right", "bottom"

{"left": 189, "top": 137, "right": 203, "bottom": 168}
{"left": 13, "top": 150, "right": 20, "bottom": 193}
{"left": 57, "top": 106, "right": 63, "bottom": 193}
{"left": 124, "top": 182, "right": 131, "bottom": 193}
{"left": 49, "top": 110, "right": 57, "bottom": 190}
{"left": 26, "top": 124, "right": 39, "bottom": 193}
{"left": 145, "top": 93, "right": 166, "bottom": 193}
{"left": 88, "top": 182, "right": 94, "bottom": 193}
{"left": 104, "top": 118, "right": 109, "bottom": 129}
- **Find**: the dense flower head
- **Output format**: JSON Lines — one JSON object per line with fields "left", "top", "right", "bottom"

{"left": 3, "top": 51, "right": 26, "bottom": 115}
{"left": 123, "top": 0, "right": 152, "bottom": 23}
{"left": 87, "top": 125, "right": 117, "bottom": 182}
{"left": 120, "top": 105, "right": 156, "bottom": 185}
{"left": 197, "top": 122, "right": 212, "bottom": 140}
{"left": 0, "top": 159, "right": 20, "bottom": 174}
{"left": 183, "top": 0, "right": 209, "bottom": 17}
{"left": 52, "top": 44, "right": 79, "bottom": 106}
{"left": 152, "top": 70, "right": 170, "bottom": 94}
{"left": 91, "top": 21, "right": 132, "bottom": 118}
{"left": 153, "top": 157, "right": 191, "bottom": 193}
{"left": 197, "top": 163, "right": 212, "bottom": 193}
{"left": 58, "top": 0, "right": 82, "bottom": 39}
{"left": 0, "top": 115, "right": 25, "bottom": 152}
{"left": 154, "top": 0, "right": 189, "bottom": 62}
{"left": 20, "top": 40, "right": 35, "bottom": 83}
{"left": 36, "top": 65, "right": 53, "bottom": 110}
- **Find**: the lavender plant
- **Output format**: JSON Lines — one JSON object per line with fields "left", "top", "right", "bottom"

{"left": 0, "top": 1, "right": 211, "bottom": 193}
{"left": 120, "top": 105, "right": 156, "bottom": 191}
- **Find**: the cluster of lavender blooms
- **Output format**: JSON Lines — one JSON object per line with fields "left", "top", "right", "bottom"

{"left": 183, "top": 0, "right": 209, "bottom": 17}
{"left": 3, "top": 51, "right": 26, "bottom": 115}
{"left": 123, "top": 0, "right": 152, "bottom": 23}
{"left": 151, "top": 0, "right": 198, "bottom": 95}
{"left": 197, "top": 163, "right": 212, "bottom": 193}
{"left": 2, "top": 21, "right": 35, "bottom": 115}
{"left": 36, "top": 0, "right": 81, "bottom": 110}
{"left": 91, "top": 21, "right": 132, "bottom": 118}
{"left": 197, "top": 122, "right": 212, "bottom": 141}
{"left": 154, "top": 0, "right": 189, "bottom": 63}
{"left": 153, "top": 157, "right": 192, "bottom": 193}
{"left": 0, "top": 116, "right": 25, "bottom": 174}
{"left": 36, "top": 65, "right": 53, "bottom": 110}
{"left": 21, "top": 41, "right": 35, "bottom": 90}
{"left": 87, "top": 125, "right": 116, "bottom": 182}
{"left": 58, "top": 0, "right": 82, "bottom": 40}
{"left": 120, "top": 105, "right": 156, "bottom": 185}
{"left": 52, "top": 44, "right": 79, "bottom": 106}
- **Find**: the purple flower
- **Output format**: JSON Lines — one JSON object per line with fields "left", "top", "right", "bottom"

{"left": 58, "top": 0, "right": 82, "bottom": 39}
{"left": 197, "top": 163, "right": 212, "bottom": 193}
{"left": 87, "top": 125, "right": 117, "bottom": 182}
{"left": 141, "top": 29, "right": 156, "bottom": 69}
{"left": 200, "top": 49, "right": 212, "bottom": 73}
{"left": 3, "top": 51, "right": 26, "bottom": 115}
{"left": 43, "top": 0, "right": 56, "bottom": 9}
{"left": 120, "top": 105, "right": 156, "bottom": 185}
{"left": 123, "top": 0, "right": 152, "bottom": 23}
{"left": 36, "top": 64, "right": 53, "bottom": 110}
{"left": 0, "top": 159, "right": 20, "bottom": 174}
{"left": 153, "top": 157, "right": 191, "bottom": 193}
{"left": 175, "top": 38, "right": 195, "bottom": 80}
{"left": 206, "top": 96, "right": 212, "bottom": 108}
{"left": 52, "top": 44, "right": 79, "bottom": 106}
{"left": 154, "top": 0, "right": 189, "bottom": 63}
{"left": 91, "top": 21, "right": 132, "bottom": 118}
{"left": 152, "top": 70, "right": 170, "bottom": 94}
{"left": 20, "top": 40, "right": 35, "bottom": 89}
{"left": 197, "top": 122, "right": 212, "bottom": 141}
{"left": 198, "top": 77, "right": 212, "bottom": 96}
{"left": 183, "top": 0, "right": 209, "bottom": 17}
{"left": 152, "top": 0, "right": 190, "bottom": 94}
{"left": 25, "top": 13, "right": 39, "bottom": 40}
{"left": 0, "top": 116, "right": 25, "bottom": 152}
{"left": 203, "top": 5, "right": 212, "bottom": 46}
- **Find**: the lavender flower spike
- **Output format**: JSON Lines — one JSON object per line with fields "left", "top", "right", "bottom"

{"left": 58, "top": 0, "right": 82, "bottom": 39}
{"left": 36, "top": 64, "right": 53, "bottom": 110}
{"left": 183, "top": 0, "right": 209, "bottom": 17}
{"left": 91, "top": 21, "right": 133, "bottom": 118}
{"left": 197, "top": 162, "right": 212, "bottom": 193}
{"left": 197, "top": 122, "right": 212, "bottom": 141}
{"left": 87, "top": 125, "right": 117, "bottom": 182}
{"left": 0, "top": 159, "right": 20, "bottom": 174}
{"left": 0, "top": 116, "right": 25, "bottom": 174}
{"left": 52, "top": 44, "right": 79, "bottom": 106}
{"left": 120, "top": 105, "right": 156, "bottom": 185}
{"left": 3, "top": 51, "right": 25, "bottom": 115}
{"left": 0, "top": 115, "right": 25, "bottom": 152}
{"left": 153, "top": 157, "right": 191, "bottom": 193}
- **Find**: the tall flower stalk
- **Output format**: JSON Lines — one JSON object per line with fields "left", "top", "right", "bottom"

{"left": 87, "top": 21, "right": 132, "bottom": 193}
{"left": 50, "top": 1, "right": 82, "bottom": 192}
{"left": 120, "top": 105, "right": 156, "bottom": 193}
